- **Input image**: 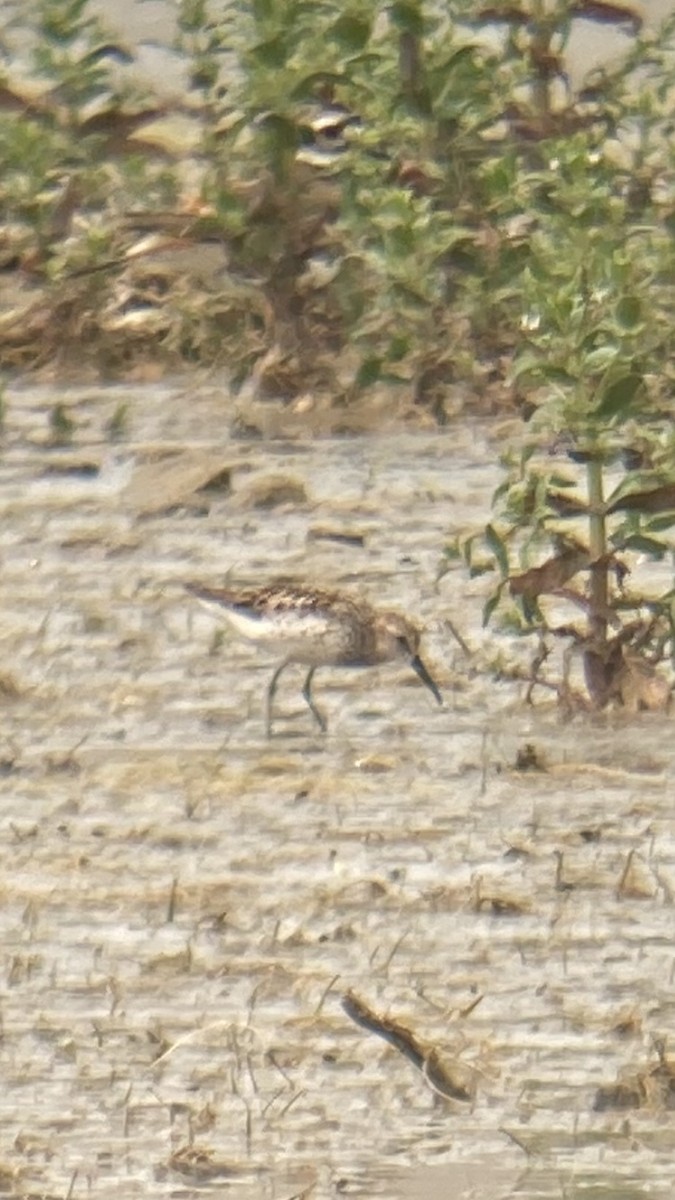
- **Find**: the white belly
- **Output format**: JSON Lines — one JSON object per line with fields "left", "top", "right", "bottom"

{"left": 194, "top": 598, "right": 351, "bottom": 664}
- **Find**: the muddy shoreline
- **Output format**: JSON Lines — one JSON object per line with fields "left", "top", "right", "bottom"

{"left": 2, "top": 379, "right": 674, "bottom": 1199}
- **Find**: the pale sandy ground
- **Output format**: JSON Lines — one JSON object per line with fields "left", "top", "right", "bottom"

{"left": 2, "top": 3, "right": 675, "bottom": 1196}
{"left": 2, "top": 378, "right": 675, "bottom": 1198}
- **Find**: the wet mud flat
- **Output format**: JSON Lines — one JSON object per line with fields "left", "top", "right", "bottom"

{"left": 2, "top": 380, "right": 675, "bottom": 1199}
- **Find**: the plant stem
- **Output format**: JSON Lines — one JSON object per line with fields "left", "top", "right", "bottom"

{"left": 586, "top": 456, "right": 607, "bottom": 646}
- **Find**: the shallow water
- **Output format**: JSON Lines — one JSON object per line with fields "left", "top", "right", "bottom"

{"left": 2, "top": 379, "right": 675, "bottom": 1199}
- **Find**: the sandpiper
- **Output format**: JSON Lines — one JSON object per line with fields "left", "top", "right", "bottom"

{"left": 184, "top": 581, "right": 442, "bottom": 736}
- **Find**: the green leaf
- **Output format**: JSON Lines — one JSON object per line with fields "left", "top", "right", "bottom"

{"left": 461, "top": 534, "right": 476, "bottom": 569}
{"left": 482, "top": 586, "right": 503, "bottom": 628}
{"left": 441, "top": 540, "right": 461, "bottom": 563}
{"left": 435, "top": 44, "right": 480, "bottom": 73}
{"left": 433, "top": 225, "right": 477, "bottom": 253}
{"left": 328, "top": 15, "right": 371, "bottom": 50}
{"left": 583, "top": 345, "right": 620, "bottom": 373}
{"left": 389, "top": 3, "right": 425, "bottom": 35}
{"left": 384, "top": 226, "right": 415, "bottom": 256}
{"left": 250, "top": 37, "right": 288, "bottom": 68}
{"left": 436, "top": 558, "right": 452, "bottom": 582}
{"left": 646, "top": 513, "right": 675, "bottom": 533}
{"left": 510, "top": 354, "right": 576, "bottom": 387}
{"left": 256, "top": 113, "right": 299, "bottom": 149}
{"left": 612, "top": 533, "right": 668, "bottom": 558}
{"left": 615, "top": 295, "right": 642, "bottom": 328}
{"left": 355, "top": 356, "right": 382, "bottom": 387}
{"left": 252, "top": 0, "right": 275, "bottom": 22}
{"left": 386, "top": 334, "right": 410, "bottom": 361}
{"left": 492, "top": 478, "right": 511, "bottom": 505}
{"left": 290, "top": 72, "right": 345, "bottom": 100}
{"left": 520, "top": 594, "right": 544, "bottom": 626}
{"left": 606, "top": 471, "right": 659, "bottom": 505}
{"left": 485, "top": 524, "right": 509, "bottom": 577}
{"left": 595, "top": 371, "right": 644, "bottom": 419}
{"left": 509, "top": 351, "right": 542, "bottom": 382}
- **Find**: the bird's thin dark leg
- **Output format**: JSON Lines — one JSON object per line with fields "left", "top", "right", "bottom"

{"left": 266, "top": 660, "right": 291, "bottom": 738}
{"left": 302, "top": 666, "right": 327, "bottom": 732}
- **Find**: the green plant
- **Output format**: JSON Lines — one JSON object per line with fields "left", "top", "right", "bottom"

{"left": 49, "top": 402, "right": 76, "bottom": 444}
{"left": 176, "top": 0, "right": 673, "bottom": 412}
{"left": 175, "top": 0, "right": 532, "bottom": 399}
{"left": 445, "top": 15, "right": 675, "bottom": 709}
{"left": 1, "top": 0, "right": 672, "bottom": 399}
{"left": 0, "top": 0, "right": 173, "bottom": 256}
{"left": 105, "top": 402, "right": 128, "bottom": 441}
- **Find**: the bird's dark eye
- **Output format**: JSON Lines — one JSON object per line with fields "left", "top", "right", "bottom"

{"left": 396, "top": 635, "right": 410, "bottom": 650}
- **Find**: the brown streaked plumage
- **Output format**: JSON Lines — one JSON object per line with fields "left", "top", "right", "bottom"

{"left": 184, "top": 581, "right": 442, "bottom": 736}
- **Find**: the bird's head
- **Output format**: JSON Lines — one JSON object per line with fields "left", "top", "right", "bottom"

{"left": 375, "top": 612, "right": 442, "bottom": 705}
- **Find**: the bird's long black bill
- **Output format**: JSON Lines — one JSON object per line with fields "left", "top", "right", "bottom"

{"left": 411, "top": 655, "right": 442, "bottom": 705}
